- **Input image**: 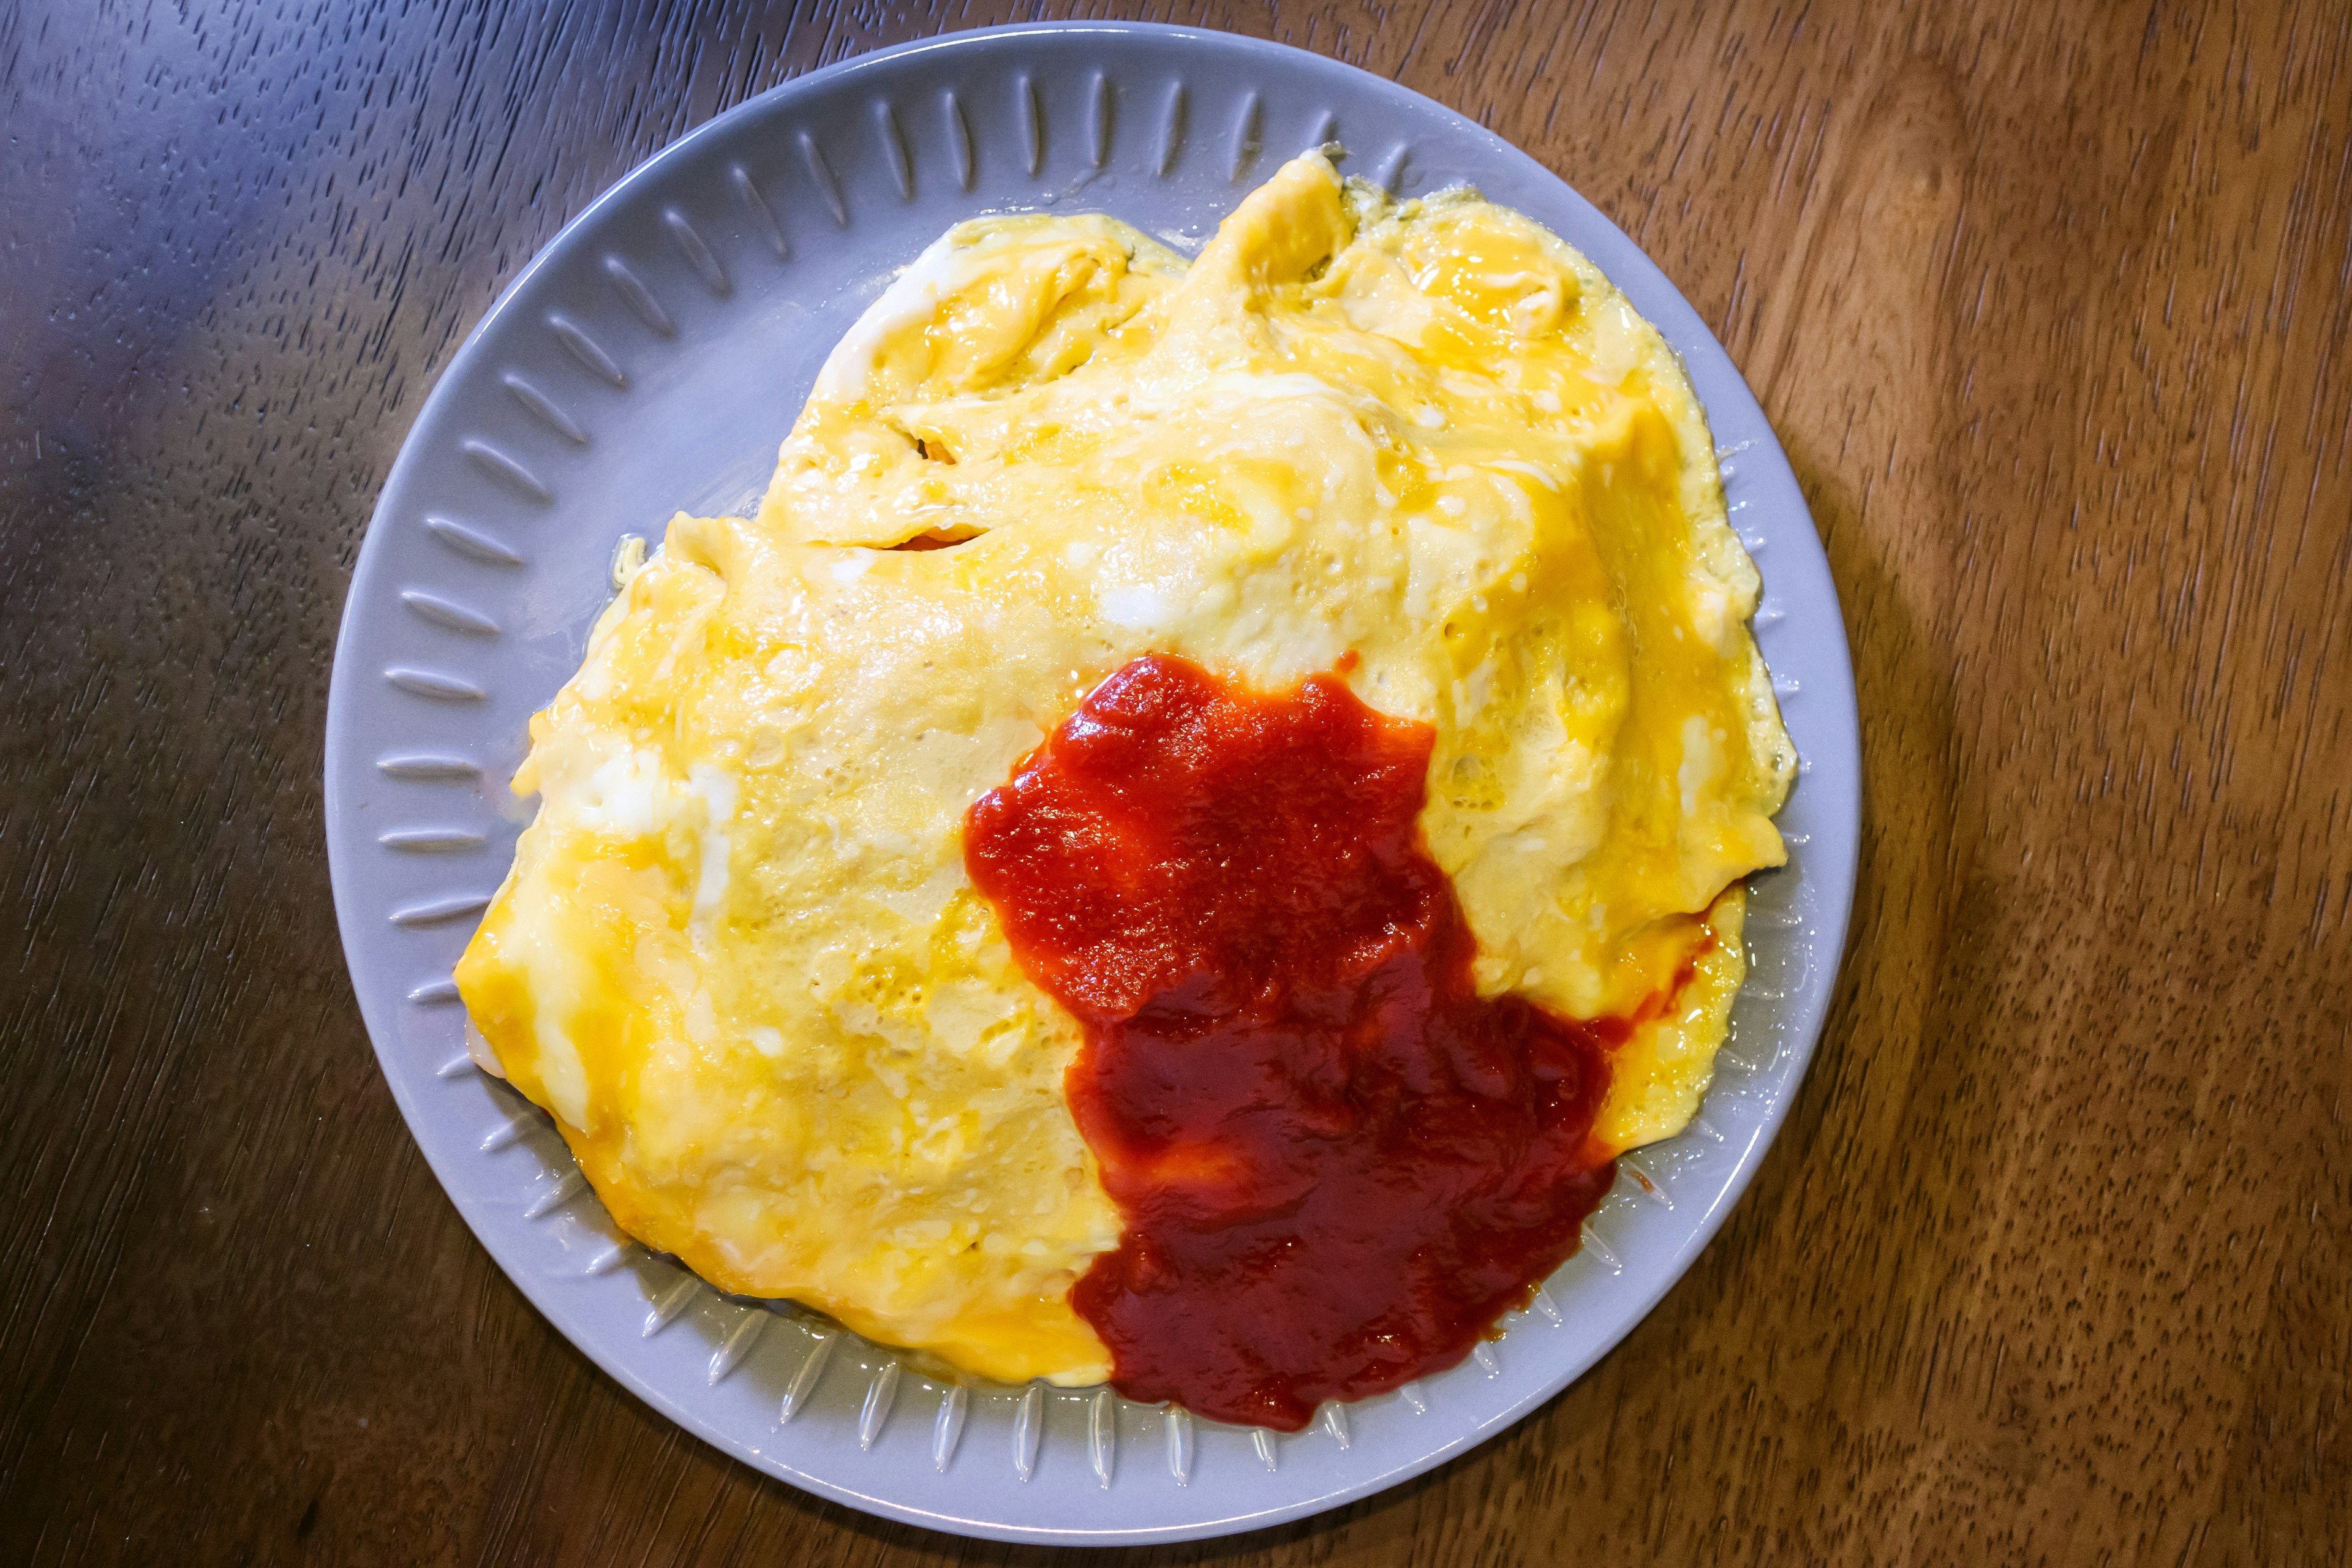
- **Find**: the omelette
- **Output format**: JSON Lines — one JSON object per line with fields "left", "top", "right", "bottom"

{"left": 455, "top": 151, "right": 1794, "bottom": 1425}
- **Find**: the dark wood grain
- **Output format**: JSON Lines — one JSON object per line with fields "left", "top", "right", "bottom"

{"left": 2, "top": 2, "right": 2346, "bottom": 1562}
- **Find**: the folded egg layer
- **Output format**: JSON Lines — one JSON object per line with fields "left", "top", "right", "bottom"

{"left": 456, "top": 153, "right": 1793, "bottom": 1385}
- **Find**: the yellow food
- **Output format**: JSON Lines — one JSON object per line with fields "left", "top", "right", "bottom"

{"left": 456, "top": 152, "right": 1794, "bottom": 1386}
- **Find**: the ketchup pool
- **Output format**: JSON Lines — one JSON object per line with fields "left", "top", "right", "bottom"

{"left": 965, "top": 654, "right": 1624, "bottom": 1430}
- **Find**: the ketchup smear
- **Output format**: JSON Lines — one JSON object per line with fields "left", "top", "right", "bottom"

{"left": 964, "top": 655, "right": 1622, "bottom": 1430}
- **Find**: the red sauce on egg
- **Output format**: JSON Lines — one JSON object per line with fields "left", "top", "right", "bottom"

{"left": 964, "top": 654, "right": 1628, "bottom": 1430}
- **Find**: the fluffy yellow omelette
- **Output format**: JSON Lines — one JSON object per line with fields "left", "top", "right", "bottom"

{"left": 455, "top": 152, "right": 1795, "bottom": 1387}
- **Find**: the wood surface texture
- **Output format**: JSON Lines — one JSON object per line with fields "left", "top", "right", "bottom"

{"left": 3, "top": 1, "right": 2347, "bottom": 1563}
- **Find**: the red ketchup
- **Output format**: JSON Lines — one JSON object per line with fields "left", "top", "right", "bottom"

{"left": 965, "top": 655, "right": 1624, "bottom": 1430}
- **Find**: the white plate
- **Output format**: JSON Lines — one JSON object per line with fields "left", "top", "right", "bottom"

{"left": 325, "top": 21, "right": 1860, "bottom": 1546}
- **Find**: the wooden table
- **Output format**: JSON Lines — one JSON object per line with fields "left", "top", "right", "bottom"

{"left": 4, "top": 2, "right": 2346, "bottom": 1562}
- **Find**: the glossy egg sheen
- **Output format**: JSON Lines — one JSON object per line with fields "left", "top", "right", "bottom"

{"left": 455, "top": 151, "right": 1794, "bottom": 1389}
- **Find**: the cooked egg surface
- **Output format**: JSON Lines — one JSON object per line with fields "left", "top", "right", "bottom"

{"left": 455, "top": 152, "right": 1794, "bottom": 1387}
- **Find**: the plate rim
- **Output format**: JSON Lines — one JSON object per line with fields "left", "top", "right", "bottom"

{"left": 325, "top": 17, "right": 1861, "bottom": 1546}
